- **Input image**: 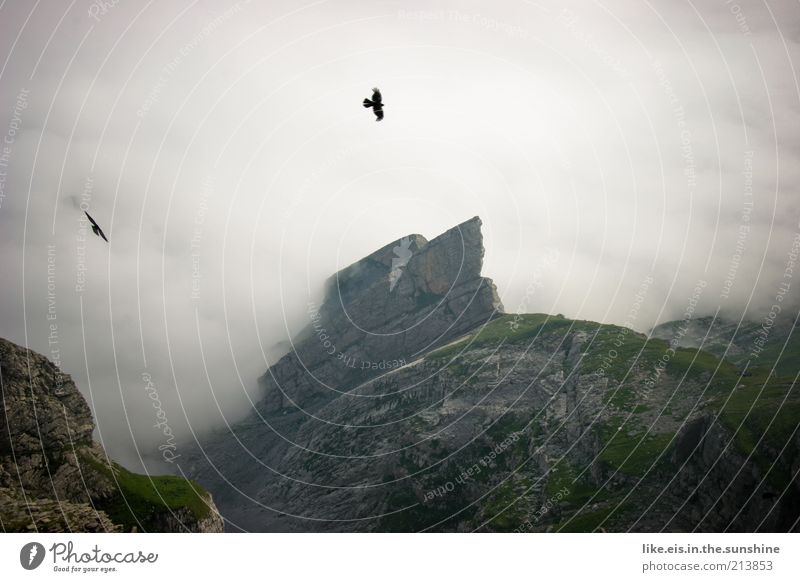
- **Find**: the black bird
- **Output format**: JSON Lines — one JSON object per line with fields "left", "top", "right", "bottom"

{"left": 84, "top": 211, "right": 108, "bottom": 242}
{"left": 362, "top": 87, "right": 384, "bottom": 121}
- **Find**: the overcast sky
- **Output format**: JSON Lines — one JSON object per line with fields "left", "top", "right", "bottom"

{"left": 1, "top": 0, "right": 798, "bottom": 470}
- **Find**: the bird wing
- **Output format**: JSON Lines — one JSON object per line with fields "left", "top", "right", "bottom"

{"left": 375, "top": 108, "right": 384, "bottom": 121}
{"left": 84, "top": 211, "right": 99, "bottom": 229}
{"left": 371, "top": 88, "right": 382, "bottom": 104}
{"left": 85, "top": 211, "right": 108, "bottom": 241}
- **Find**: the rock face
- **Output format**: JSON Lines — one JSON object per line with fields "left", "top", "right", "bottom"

{"left": 260, "top": 216, "right": 503, "bottom": 414}
{"left": 0, "top": 486, "right": 120, "bottom": 533}
{"left": 0, "top": 337, "right": 223, "bottom": 533}
{"left": 186, "top": 218, "right": 800, "bottom": 532}
{"left": 0, "top": 338, "right": 93, "bottom": 455}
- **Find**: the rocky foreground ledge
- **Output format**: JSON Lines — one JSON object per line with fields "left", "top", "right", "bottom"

{"left": 0, "top": 337, "right": 223, "bottom": 532}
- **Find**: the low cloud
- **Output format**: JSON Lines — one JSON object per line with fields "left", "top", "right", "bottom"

{"left": 0, "top": 0, "right": 798, "bottom": 469}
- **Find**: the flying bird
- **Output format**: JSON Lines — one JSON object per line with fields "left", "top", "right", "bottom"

{"left": 362, "top": 87, "right": 384, "bottom": 121}
{"left": 84, "top": 211, "right": 108, "bottom": 242}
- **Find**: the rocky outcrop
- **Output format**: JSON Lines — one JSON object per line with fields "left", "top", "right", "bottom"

{"left": 0, "top": 337, "right": 223, "bottom": 533}
{"left": 148, "top": 505, "right": 225, "bottom": 533}
{"left": 260, "top": 216, "right": 503, "bottom": 414}
{"left": 0, "top": 486, "right": 121, "bottom": 532}
{"left": 658, "top": 415, "right": 797, "bottom": 532}
{"left": 0, "top": 337, "right": 93, "bottom": 455}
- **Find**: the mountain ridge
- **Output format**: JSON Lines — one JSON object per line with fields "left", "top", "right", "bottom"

{"left": 185, "top": 218, "right": 800, "bottom": 532}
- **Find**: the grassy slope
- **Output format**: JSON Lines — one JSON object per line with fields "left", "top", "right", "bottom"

{"left": 653, "top": 316, "right": 800, "bottom": 378}
{"left": 395, "top": 313, "right": 799, "bottom": 531}
{"left": 80, "top": 451, "right": 212, "bottom": 532}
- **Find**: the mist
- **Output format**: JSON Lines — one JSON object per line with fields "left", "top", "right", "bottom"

{"left": 1, "top": 0, "right": 798, "bottom": 470}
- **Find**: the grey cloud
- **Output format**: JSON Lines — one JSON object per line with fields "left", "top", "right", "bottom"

{"left": 1, "top": 0, "right": 798, "bottom": 470}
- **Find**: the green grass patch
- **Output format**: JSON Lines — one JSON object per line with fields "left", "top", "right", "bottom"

{"left": 556, "top": 504, "right": 620, "bottom": 532}
{"left": 749, "top": 331, "right": 800, "bottom": 378}
{"left": 599, "top": 427, "right": 674, "bottom": 476}
{"left": 80, "top": 452, "right": 212, "bottom": 532}
{"left": 667, "top": 346, "right": 739, "bottom": 384}
{"left": 582, "top": 325, "right": 739, "bottom": 387}
{"left": 429, "top": 314, "right": 576, "bottom": 361}
{"left": 582, "top": 329, "right": 657, "bottom": 382}
{"left": 481, "top": 478, "right": 530, "bottom": 532}
{"left": 715, "top": 377, "right": 800, "bottom": 451}
{"left": 545, "top": 461, "right": 605, "bottom": 506}
{"left": 713, "top": 375, "right": 800, "bottom": 488}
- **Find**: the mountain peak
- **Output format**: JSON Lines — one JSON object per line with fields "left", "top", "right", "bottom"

{"left": 261, "top": 216, "right": 503, "bottom": 413}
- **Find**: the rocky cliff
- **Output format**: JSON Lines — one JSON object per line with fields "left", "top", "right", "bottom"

{"left": 0, "top": 337, "right": 223, "bottom": 532}
{"left": 186, "top": 218, "right": 800, "bottom": 532}
{"left": 260, "top": 216, "right": 503, "bottom": 414}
